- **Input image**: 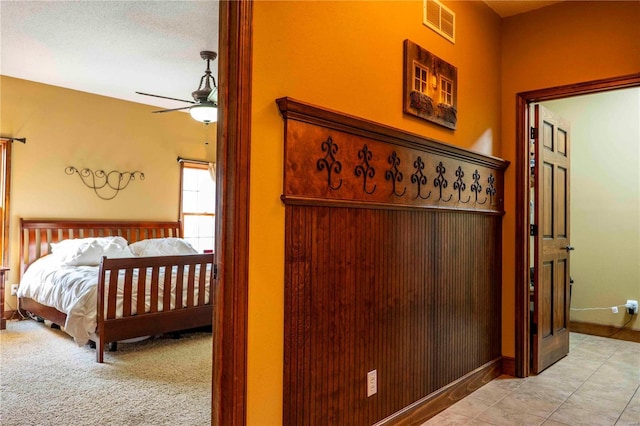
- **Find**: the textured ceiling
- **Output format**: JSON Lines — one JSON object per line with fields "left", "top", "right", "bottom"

{"left": 1, "top": 1, "right": 219, "bottom": 111}
{"left": 1, "top": 1, "right": 563, "bottom": 114}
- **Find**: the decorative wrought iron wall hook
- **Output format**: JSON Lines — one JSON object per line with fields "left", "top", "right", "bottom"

{"left": 411, "top": 156, "right": 431, "bottom": 200}
{"left": 385, "top": 151, "right": 406, "bottom": 197}
{"left": 354, "top": 144, "right": 377, "bottom": 195}
{"left": 317, "top": 136, "right": 343, "bottom": 190}
{"left": 433, "top": 162, "right": 453, "bottom": 202}
{"left": 65, "top": 167, "right": 144, "bottom": 200}
{"left": 454, "top": 166, "right": 471, "bottom": 203}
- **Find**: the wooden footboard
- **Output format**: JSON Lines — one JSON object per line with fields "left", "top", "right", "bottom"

{"left": 96, "top": 253, "right": 214, "bottom": 362}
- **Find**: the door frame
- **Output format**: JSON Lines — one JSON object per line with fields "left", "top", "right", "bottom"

{"left": 514, "top": 73, "right": 640, "bottom": 378}
{"left": 213, "top": 0, "right": 252, "bottom": 424}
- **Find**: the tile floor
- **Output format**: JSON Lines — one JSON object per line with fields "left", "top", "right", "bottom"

{"left": 424, "top": 333, "right": 640, "bottom": 425}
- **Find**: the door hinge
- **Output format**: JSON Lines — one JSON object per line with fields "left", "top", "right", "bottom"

{"left": 213, "top": 263, "right": 218, "bottom": 280}
{"left": 530, "top": 127, "right": 538, "bottom": 139}
{"left": 530, "top": 224, "right": 537, "bottom": 236}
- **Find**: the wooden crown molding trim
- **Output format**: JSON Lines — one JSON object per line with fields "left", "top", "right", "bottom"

{"left": 277, "top": 97, "right": 509, "bottom": 170}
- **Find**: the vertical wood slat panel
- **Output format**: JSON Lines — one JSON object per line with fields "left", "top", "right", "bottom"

{"left": 163, "top": 266, "right": 172, "bottom": 311}
{"left": 27, "top": 229, "right": 36, "bottom": 265}
{"left": 106, "top": 271, "right": 118, "bottom": 320}
{"left": 137, "top": 267, "right": 147, "bottom": 315}
{"left": 150, "top": 266, "right": 160, "bottom": 313}
{"left": 284, "top": 206, "right": 502, "bottom": 425}
{"left": 122, "top": 268, "right": 133, "bottom": 317}
{"left": 186, "top": 265, "right": 196, "bottom": 307}
{"left": 175, "top": 265, "right": 185, "bottom": 309}
{"left": 198, "top": 263, "right": 207, "bottom": 305}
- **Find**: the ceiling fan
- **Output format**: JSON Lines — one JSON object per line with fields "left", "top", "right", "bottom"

{"left": 136, "top": 50, "right": 218, "bottom": 124}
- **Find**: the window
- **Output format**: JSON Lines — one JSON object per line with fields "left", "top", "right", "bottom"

{"left": 180, "top": 161, "right": 215, "bottom": 253}
{"left": 440, "top": 76, "right": 453, "bottom": 106}
{"left": 413, "top": 62, "right": 429, "bottom": 94}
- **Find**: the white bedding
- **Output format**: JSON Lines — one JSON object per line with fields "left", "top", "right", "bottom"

{"left": 18, "top": 254, "right": 211, "bottom": 346}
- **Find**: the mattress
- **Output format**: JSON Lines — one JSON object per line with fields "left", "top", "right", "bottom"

{"left": 18, "top": 255, "right": 211, "bottom": 345}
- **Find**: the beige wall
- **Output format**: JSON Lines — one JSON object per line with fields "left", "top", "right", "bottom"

{"left": 250, "top": 1, "right": 502, "bottom": 423}
{"left": 542, "top": 88, "right": 639, "bottom": 330}
{"left": 1, "top": 76, "right": 215, "bottom": 306}
{"left": 500, "top": 1, "right": 640, "bottom": 356}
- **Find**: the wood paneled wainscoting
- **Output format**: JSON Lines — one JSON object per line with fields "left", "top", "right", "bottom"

{"left": 278, "top": 98, "right": 509, "bottom": 425}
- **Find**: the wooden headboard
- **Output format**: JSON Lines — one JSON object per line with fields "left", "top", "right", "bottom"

{"left": 20, "top": 219, "right": 182, "bottom": 276}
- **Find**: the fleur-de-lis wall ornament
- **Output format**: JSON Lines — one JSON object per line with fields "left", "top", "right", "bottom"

{"left": 471, "top": 169, "right": 488, "bottom": 204}
{"left": 454, "top": 166, "right": 470, "bottom": 203}
{"left": 433, "top": 162, "right": 452, "bottom": 202}
{"left": 385, "top": 151, "right": 406, "bottom": 197}
{"left": 307, "top": 135, "right": 500, "bottom": 210}
{"left": 487, "top": 173, "right": 497, "bottom": 205}
{"left": 354, "top": 144, "right": 377, "bottom": 195}
{"left": 411, "top": 156, "right": 431, "bottom": 200}
{"left": 317, "top": 136, "right": 343, "bottom": 190}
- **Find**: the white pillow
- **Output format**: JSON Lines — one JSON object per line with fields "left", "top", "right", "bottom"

{"left": 128, "top": 238, "right": 197, "bottom": 256}
{"left": 51, "top": 237, "right": 110, "bottom": 255}
{"left": 52, "top": 236, "right": 133, "bottom": 266}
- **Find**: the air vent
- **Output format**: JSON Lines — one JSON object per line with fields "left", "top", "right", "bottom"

{"left": 423, "top": 0, "right": 455, "bottom": 43}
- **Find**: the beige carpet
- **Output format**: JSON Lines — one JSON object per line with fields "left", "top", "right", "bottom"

{"left": 0, "top": 319, "right": 212, "bottom": 425}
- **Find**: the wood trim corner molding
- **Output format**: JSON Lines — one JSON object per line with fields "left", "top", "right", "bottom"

{"left": 501, "top": 356, "right": 516, "bottom": 377}
{"left": 213, "top": 1, "right": 252, "bottom": 425}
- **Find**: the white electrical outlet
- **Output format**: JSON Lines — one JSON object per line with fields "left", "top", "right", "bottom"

{"left": 367, "top": 370, "right": 377, "bottom": 397}
{"left": 611, "top": 306, "right": 618, "bottom": 314}
{"left": 626, "top": 300, "right": 638, "bottom": 315}
{"left": 10, "top": 284, "right": 19, "bottom": 296}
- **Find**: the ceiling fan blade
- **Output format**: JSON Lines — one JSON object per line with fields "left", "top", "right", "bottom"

{"left": 152, "top": 106, "right": 192, "bottom": 113}
{"left": 136, "top": 91, "right": 196, "bottom": 104}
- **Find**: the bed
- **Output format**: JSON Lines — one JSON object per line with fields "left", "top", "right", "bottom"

{"left": 17, "top": 219, "right": 215, "bottom": 363}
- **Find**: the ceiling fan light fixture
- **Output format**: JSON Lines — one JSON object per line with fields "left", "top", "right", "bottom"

{"left": 189, "top": 104, "right": 218, "bottom": 124}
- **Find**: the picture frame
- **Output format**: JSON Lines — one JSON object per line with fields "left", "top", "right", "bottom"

{"left": 403, "top": 39, "right": 458, "bottom": 130}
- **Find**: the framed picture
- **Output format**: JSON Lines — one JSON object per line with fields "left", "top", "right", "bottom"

{"left": 403, "top": 39, "right": 457, "bottom": 130}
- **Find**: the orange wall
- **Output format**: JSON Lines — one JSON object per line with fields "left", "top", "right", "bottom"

{"left": 250, "top": 1, "right": 501, "bottom": 423}
{"left": 500, "top": 1, "right": 640, "bottom": 356}
{"left": 0, "top": 76, "right": 215, "bottom": 306}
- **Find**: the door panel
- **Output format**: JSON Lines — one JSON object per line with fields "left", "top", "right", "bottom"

{"left": 558, "top": 129, "right": 567, "bottom": 156}
{"left": 533, "top": 104, "right": 571, "bottom": 374}
{"left": 555, "top": 259, "right": 568, "bottom": 331}
{"left": 541, "top": 261, "right": 553, "bottom": 338}
{"left": 542, "top": 163, "right": 553, "bottom": 238}
{"left": 558, "top": 167, "right": 567, "bottom": 237}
